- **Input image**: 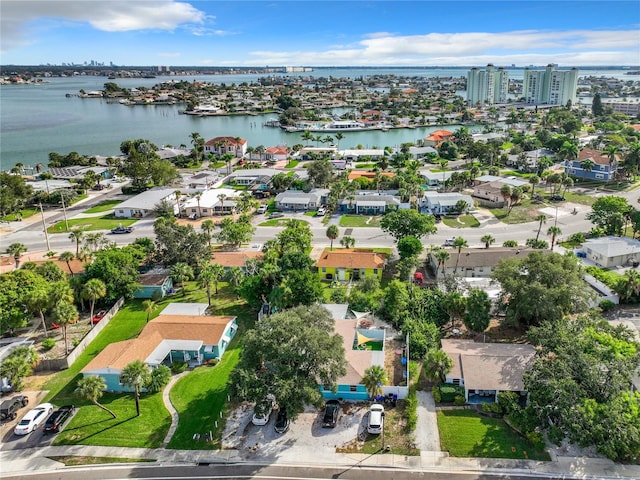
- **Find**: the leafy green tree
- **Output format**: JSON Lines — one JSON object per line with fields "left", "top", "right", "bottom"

{"left": 228, "top": 305, "right": 347, "bottom": 418}
{"left": 403, "top": 317, "right": 440, "bottom": 360}
{"left": 423, "top": 349, "right": 453, "bottom": 384}
{"left": 0, "top": 346, "right": 38, "bottom": 391}
{"left": 362, "top": 365, "right": 388, "bottom": 399}
{"left": 52, "top": 301, "right": 79, "bottom": 354}
{"left": 0, "top": 172, "right": 33, "bottom": 217}
{"left": 24, "top": 276, "right": 51, "bottom": 337}
{"left": 82, "top": 278, "right": 107, "bottom": 326}
{"left": 280, "top": 269, "right": 324, "bottom": 309}
{"left": 35, "top": 261, "right": 66, "bottom": 282}
{"left": 463, "top": 289, "right": 491, "bottom": 333}
{"left": 442, "top": 291, "right": 466, "bottom": 329}
{"left": 216, "top": 215, "right": 255, "bottom": 248}
{"left": 492, "top": 251, "right": 592, "bottom": 327}
{"left": 75, "top": 375, "right": 116, "bottom": 418}
{"left": 379, "top": 280, "right": 410, "bottom": 328}
{"left": 0, "top": 270, "right": 40, "bottom": 334}
{"left": 85, "top": 247, "right": 141, "bottom": 302}
{"left": 380, "top": 209, "right": 437, "bottom": 242}
{"left": 397, "top": 236, "right": 423, "bottom": 260}
{"left": 326, "top": 224, "right": 339, "bottom": 251}
{"left": 120, "top": 360, "right": 151, "bottom": 416}
{"left": 586, "top": 195, "right": 630, "bottom": 236}
{"left": 306, "top": 158, "right": 334, "bottom": 187}
{"left": 592, "top": 92, "right": 603, "bottom": 116}
{"left": 153, "top": 217, "right": 212, "bottom": 268}
{"left": 145, "top": 365, "right": 171, "bottom": 393}
{"left": 170, "top": 262, "right": 194, "bottom": 297}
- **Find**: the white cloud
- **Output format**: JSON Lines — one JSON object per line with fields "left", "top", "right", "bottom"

{"left": 1, "top": 0, "right": 207, "bottom": 53}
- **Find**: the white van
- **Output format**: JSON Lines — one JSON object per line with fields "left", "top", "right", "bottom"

{"left": 256, "top": 205, "right": 267, "bottom": 214}
{"left": 367, "top": 403, "right": 384, "bottom": 434}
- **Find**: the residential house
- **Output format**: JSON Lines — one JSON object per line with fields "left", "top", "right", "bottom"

{"left": 420, "top": 170, "right": 454, "bottom": 188}
{"left": 204, "top": 136, "right": 247, "bottom": 158}
{"left": 347, "top": 170, "right": 395, "bottom": 183}
{"left": 182, "top": 171, "right": 220, "bottom": 190}
{"left": 159, "top": 303, "right": 209, "bottom": 316}
{"left": 564, "top": 149, "right": 620, "bottom": 181}
{"left": 114, "top": 188, "right": 176, "bottom": 218}
{"left": 506, "top": 148, "right": 555, "bottom": 172}
{"left": 225, "top": 168, "right": 281, "bottom": 187}
{"left": 179, "top": 188, "right": 240, "bottom": 217}
{"left": 422, "top": 192, "right": 474, "bottom": 215}
{"left": 134, "top": 268, "right": 173, "bottom": 299}
{"left": 429, "top": 247, "right": 539, "bottom": 279}
{"left": 581, "top": 236, "right": 640, "bottom": 268}
{"left": 471, "top": 177, "right": 527, "bottom": 208}
{"left": 316, "top": 249, "right": 386, "bottom": 281}
{"left": 274, "top": 188, "right": 329, "bottom": 211}
{"left": 442, "top": 339, "right": 535, "bottom": 403}
{"left": 157, "top": 147, "right": 191, "bottom": 161}
{"left": 423, "top": 129, "right": 454, "bottom": 147}
{"left": 264, "top": 145, "right": 288, "bottom": 162}
{"left": 47, "top": 165, "right": 112, "bottom": 181}
{"left": 408, "top": 146, "right": 438, "bottom": 161}
{"left": 82, "top": 307, "right": 238, "bottom": 392}
{"left": 211, "top": 251, "right": 264, "bottom": 272}
{"left": 296, "top": 146, "right": 338, "bottom": 160}
{"left": 338, "top": 193, "right": 400, "bottom": 214}
{"left": 473, "top": 175, "right": 529, "bottom": 188}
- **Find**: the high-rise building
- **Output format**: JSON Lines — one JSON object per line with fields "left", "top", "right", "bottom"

{"left": 466, "top": 64, "right": 509, "bottom": 105}
{"left": 522, "top": 65, "right": 578, "bottom": 105}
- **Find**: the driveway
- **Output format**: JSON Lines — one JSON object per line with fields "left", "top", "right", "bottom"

{"left": 414, "top": 391, "right": 440, "bottom": 452}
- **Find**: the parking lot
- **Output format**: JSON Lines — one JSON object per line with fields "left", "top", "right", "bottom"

{"left": 223, "top": 402, "right": 371, "bottom": 460}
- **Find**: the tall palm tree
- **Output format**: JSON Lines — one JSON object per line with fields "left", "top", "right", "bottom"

{"left": 547, "top": 226, "right": 562, "bottom": 250}
{"left": 59, "top": 251, "right": 75, "bottom": 276}
{"left": 199, "top": 263, "right": 223, "bottom": 305}
{"left": 25, "top": 284, "right": 50, "bottom": 337}
{"left": 301, "top": 130, "right": 314, "bottom": 145}
{"left": 76, "top": 376, "right": 116, "bottom": 419}
{"left": 480, "top": 235, "right": 495, "bottom": 249}
{"left": 217, "top": 193, "right": 228, "bottom": 215}
{"left": 170, "top": 262, "right": 194, "bottom": 296}
{"left": 6, "top": 243, "right": 27, "bottom": 269}
{"left": 453, "top": 237, "right": 468, "bottom": 274}
{"left": 194, "top": 192, "right": 202, "bottom": 218}
{"left": 334, "top": 132, "right": 344, "bottom": 150}
{"left": 201, "top": 219, "right": 216, "bottom": 247}
{"left": 581, "top": 159, "right": 595, "bottom": 174}
{"left": 528, "top": 175, "right": 540, "bottom": 199}
{"left": 535, "top": 214, "right": 547, "bottom": 242}
{"left": 120, "top": 360, "right": 151, "bottom": 417}
{"left": 52, "top": 301, "right": 79, "bottom": 354}
{"left": 142, "top": 300, "right": 156, "bottom": 323}
{"left": 82, "top": 278, "right": 106, "bottom": 327}
{"left": 424, "top": 349, "right": 453, "bottom": 384}
{"left": 434, "top": 249, "right": 450, "bottom": 276}
{"left": 603, "top": 145, "right": 619, "bottom": 168}
{"left": 362, "top": 365, "right": 388, "bottom": 399}
{"left": 326, "top": 225, "right": 339, "bottom": 251}
{"left": 174, "top": 190, "right": 183, "bottom": 217}
{"left": 190, "top": 132, "right": 204, "bottom": 163}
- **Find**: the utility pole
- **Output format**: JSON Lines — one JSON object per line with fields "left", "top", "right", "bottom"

{"left": 39, "top": 202, "right": 51, "bottom": 251}
{"left": 60, "top": 190, "right": 69, "bottom": 232}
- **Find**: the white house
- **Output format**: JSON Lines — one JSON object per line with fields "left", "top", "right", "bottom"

{"left": 420, "top": 170, "right": 454, "bottom": 187}
{"left": 179, "top": 188, "right": 240, "bottom": 217}
{"left": 275, "top": 188, "right": 329, "bottom": 211}
{"left": 581, "top": 236, "right": 640, "bottom": 268}
{"left": 114, "top": 188, "right": 176, "bottom": 218}
{"left": 422, "top": 192, "right": 474, "bottom": 214}
{"left": 340, "top": 149, "right": 386, "bottom": 162}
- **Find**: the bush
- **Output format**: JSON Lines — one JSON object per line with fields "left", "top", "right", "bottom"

{"left": 329, "top": 289, "right": 347, "bottom": 303}
{"left": 432, "top": 386, "right": 441, "bottom": 403}
{"left": 497, "top": 391, "right": 519, "bottom": 414}
{"left": 170, "top": 361, "right": 188, "bottom": 374}
{"left": 42, "top": 338, "right": 56, "bottom": 351}
{"left": 438, "top": 384, "right": 465, "bottom": 402}
{"left": 453, "top": 394, "right": 466, "bottom": 406}
{"left": 405, "top": 385, "right": 418, "bottom": 431}
{"left": 599, "top": 299, "right": 616, "bottom": 311}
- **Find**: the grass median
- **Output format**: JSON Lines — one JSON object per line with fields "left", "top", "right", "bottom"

{"left": 47, "top": 214, "right": 136, "bottom": 233}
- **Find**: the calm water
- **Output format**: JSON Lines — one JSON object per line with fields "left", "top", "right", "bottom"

{"left": 0, "top": 67, "right": 633, "bottom": 169}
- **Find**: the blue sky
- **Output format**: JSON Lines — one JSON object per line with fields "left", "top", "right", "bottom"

{"left": 2, "top": 1, "right": 639, "bottom": 66}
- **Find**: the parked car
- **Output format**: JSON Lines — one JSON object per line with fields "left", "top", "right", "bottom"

{"left": 256, "top": 204, "right": 267, "bottom": 214}
{"left": 92, "top": 310, "right": 107, "bottom": 325}
{"left": 268, "top": 212, "right": 284, "bottom": 219}
{"left": 43, "top": 405, "right": 75, "bottom": 434}
{"left": 443, "top": 237, "right": 457, "bottom": 247}
{"left": 317, "top": 207, "right": 326, "bottom": 216}
{"left": 322, "top": 400, "right": 340, "bottom": 428}
{"left": 550, "top": 195, "right": 565, "bottom": 201}
{"left": 110, "top": 225, "right": 134, "bottom": 234}
{"left": 14, "top": 403, "right": 53, "bottom": 435}
{"left": 274, "top": 407, "right": 290, "bottom": 434}
{"left": 367, "top": 403, "right": 385, "bottom": 435}
{"left": 252, "top": 395, "right": 276, "bottom": 426}
{"left": 0, "top": 395, "right": 29, "bottom": 421}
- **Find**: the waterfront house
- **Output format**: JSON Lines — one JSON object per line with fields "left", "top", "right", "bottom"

{"left": 133, "top": 268, "right": 173, "bottom": 299}
{"left": 422, "top": 191, "right": 474, "bottom": 215}
{"left": 338, "top": 193, "right": 400, "bottom": 214}
{"left": 47, "top": 166, "right": 112, "bottom": 181}
{"left": 423, "top": 129, "right": 454, "bottom": 147}
{"left": 265, "top": 145, "right": 289, "bottom": 162}
{"left": 428, "top": 247, "right": 538, "bottom": 279}
{"left": 296, "top": 146, "right": 338, "bottom": 160}
{"left": 408, "top": 146, "right": 438, "bottom": 161}
{"left": 182, "top": 171, "right": 220, "bottom": 190}
{"left": 564, "top": 149, "right": 620, "bottom": 181}
{"left": 581, "top": 236, "right": 640, "bottom": 268}
{"left": 316, "top": 249, "right": 386, "bottom": 281}
{"left": 204, "top": 136, "right": 247, "bottom": 158}
{"left": 274, "top": 188, "right": 328, "bottom": 211}
{"left": 341, "top": 149, "right": 386, "bottom": 162}
{"left": 82, "top": 308, "right": 238, "bottom": 392}
{"left": 114, "top": 188, "right": 176, "bottom": 218}
{"left": 442, "top": 339, "right": 535, "bottom": 404}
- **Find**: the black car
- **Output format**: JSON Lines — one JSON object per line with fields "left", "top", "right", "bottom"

{"left": 111, "top": 226, "right": 134, "bottom": 234}
{"left": 274, "top": 407, "right": 289, "bottom": 434}
{"left": 550, "top": 195, "right": 565, "bottom": 201}
{"left": 322, "top": 400, "right": 340, "bottom": 428}
{"left": 43, "top": 405, "right": 74, "bottom": 434}
{"left": 0, "top": 395, "right": 29, "bottom": 421}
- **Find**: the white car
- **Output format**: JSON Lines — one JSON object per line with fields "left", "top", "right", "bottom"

{"left": 317, "top": 207, "right": 326, "bottom": 216}
{"left": 367, "top": 403, "right": 385, "bottom": 435}
{"left": 14, "top": 403, "right": 54, "bottom": 435}
{"left": 251, "top": 395, "right": 276, "bottom": 426}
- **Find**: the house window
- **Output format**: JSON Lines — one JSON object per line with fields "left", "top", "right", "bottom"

{"left": 322, "top": 267, "right": 326, "bottom": 273}
{"left": 452, "top": 378, "right": 460, "bottom": 386}
{"left": 595, "top": 173, "right": 604, "bottom": 179}
{"left": 349, "top": 385, "right": 358, "bottom": 392}
{"left": 373, "top": 269, "right": 378, "bottom": 274}
{"left": 201, "top": 208, "right": 207, "bottom": 213}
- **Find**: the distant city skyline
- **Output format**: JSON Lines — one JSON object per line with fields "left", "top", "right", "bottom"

{"left": 1, "top": 1, "right": 638, "bottom": 67}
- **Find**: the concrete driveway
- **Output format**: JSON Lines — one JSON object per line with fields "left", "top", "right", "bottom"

{"left": 414, "top": 391, "right": 441, "bottom": 452}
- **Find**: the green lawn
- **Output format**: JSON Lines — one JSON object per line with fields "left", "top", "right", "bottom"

{"left": 339, "top": 215, "right": 381, "bottom": 227}
{"left": 47, "top": 214, "right": 137, "bottom": 233}
{"left": 1, "top": 208, "right": 38, "bottom": 221}
{"left": 437, "top": 410, "right": 550, "bottom": 461}
{"left": 563, "top": 192, "right": 595, "bottom": 206}
{"left": 83, "top": 200, "right": 123, "bottom": 213}
{"left": 442, "top": 215, "right": 480, "bottom": 228}
{"left": 53, "top": 392, "right": 171, "bottom": 448}
{"left": 285, "top": 160, "right": 299, "bottom": 168}
{"left": 355, "top": 163, "right": 377, "bottom": 169}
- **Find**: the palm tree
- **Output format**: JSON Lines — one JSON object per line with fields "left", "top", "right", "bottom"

{"left": 190, "top": 132, "right": 204, "bottom": 163}
{"left": 500, "top": 184, "right": 512, "bottom": 211}
{"left": 362, "top": 365, "right": 388, "bottom": 399}
{"left": 25, "top": 285, "right": 50, "bottom": 337}
{"left": 59, "top": 251, "right": 75, "bottom": 276}
{"left": 424, "top": 349, "right": 453, "bottom": 384}
{"left": 174, "top": 190, "right": 183, "bottom": 217}
{"left": 547, "top": 226, "right": 562, "bottom": 250}
{"left": 301, "top": 130, "right": 314, "bottom": 145}
{"left": 334, "top": 132, "right": 344, "bottom": 150}
{"left": 120, "top": 360, "right": 151, "bottom": 417}
{"left": 199, "top": 263, "right": 225, "bottom": 305}
{"left": 52, "top": 301, "right": 78, "bottom": 354}
{"left": 528, "top": 175, "right": 540, "bottom": 199}
{"left": 434, "top": 249, "right": 450, "bottom": 276}
{"left": 76, "top": 375, "right": 116, "bottom": 419}
{"left": 604, "top": 145, "right": 619, "bottom": 168}
{"left": 226, "top": 266, "right": 245, "bottom": 298}
{"left": 142, "top": 300, "right": 156, "bottom": 323}
{"left": 201, "top": 219, "right": 216, "bottom": 247}
{"left": 559, "top": 141, "right": 578, "bottom": 162}
{"left": 581, "top": 159, "right": 595, "bottom": 174}
{"left": 326, "top": 225, "right": 339, "bottom": 251}
{"left": 6, "top": 243, "right": 27, "bottom": 269}
{"left": 340, "top": 236, "right": 355, "bottom": 249}
{"left": 535, "top": 214, "right": 547, "bottom": 242}
{"left": 480, "top": 234, "right": 495, "bottom": 249}
{"left": 453, "top": 237, "right": 468, "bottom": 274}
{"left": 217, "top": 193, "right": 228, "bottom": 215}
{"left": 194, "top": 192, "right": 202, "bottom": 218}
{"left": 170, "top": 263, "right": 194, "bottom": 297}
{"left": 68, "top": 229, "right": 84, "bottom": 258}
{"left": 82, "top": 278, "right": 106, "bottom": 327}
